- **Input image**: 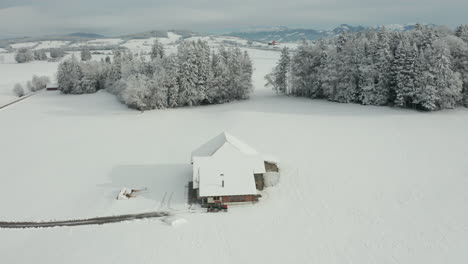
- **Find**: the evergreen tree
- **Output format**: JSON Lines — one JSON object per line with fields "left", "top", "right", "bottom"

{"left": 431, "top": 41, "right": 463, "bottom": 108}
{"left": 394, "top": 40, "right": 418, "bottom": 107}
{"left": 455, "top": 25, "right": 468, "bottom": 43}
{"left": 81, "top": 46, "right": 92, "bottom": 61}
{"left": 271, "top": 47, "right": 290, "bottom": 94}
{"left": 150, "top": 39, "right": 165, "bottom": 60}
{"left": 57, "top": 57, "right": 83, "bottom": 94}
{"left": 162, "top": 54, "right": 180, "bottom": 108}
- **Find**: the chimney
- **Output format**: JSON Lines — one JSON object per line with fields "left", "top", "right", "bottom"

{"left": 222, "top": 180, "right": 224, "bottom": 188}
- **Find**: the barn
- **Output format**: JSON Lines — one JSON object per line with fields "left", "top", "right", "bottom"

{"left": 191, "top": 132, "right": 266, "bottom": 205}
{"left": 46, "top": 83, "right": 59, "bottom": 91}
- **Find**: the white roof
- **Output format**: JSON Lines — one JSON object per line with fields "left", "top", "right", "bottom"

{"left": 192, "top": 132, "right": 259, "bottom": 161}
{"left": 46, "top": 83, "right": 58, "bottom": 88}
{"left": 192, "top": 132, "right": 266, "bottom": 193}
{"left": 196, "top": 158, "right": 258, "bottom": 197}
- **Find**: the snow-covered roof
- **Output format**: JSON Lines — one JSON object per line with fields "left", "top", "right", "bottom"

{"left": 196, "top": 158, "right": 258, "bottom": 197}
{"left": 46, "top": 83, "right": 58, "bottom": 88}
{"left": 192, "top": 132, "right": 259, "bottom": 161}
{"left": 192, "top": 132, "right": 266, "bottom": 193}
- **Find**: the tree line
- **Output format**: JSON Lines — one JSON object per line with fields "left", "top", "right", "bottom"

{"left": 57, "top": 40, "right": 254, "bottom": 110}
{"left": 267, "top": 25, "right": 468, "bottom": 111}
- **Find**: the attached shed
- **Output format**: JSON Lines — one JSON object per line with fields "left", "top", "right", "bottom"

{"left": 191, "top": 132, "right": 266, "bottom": 205}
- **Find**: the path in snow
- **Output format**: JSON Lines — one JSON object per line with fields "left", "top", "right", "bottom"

{"left": 0, "top": 211, "right": 169, "bottom": 229}
{"left": 0, "top": 90, "right": 43, "bottom": 110}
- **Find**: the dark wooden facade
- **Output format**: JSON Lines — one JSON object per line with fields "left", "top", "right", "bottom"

{"left": 199, "top": 194, "right": 258, "bottom": 205}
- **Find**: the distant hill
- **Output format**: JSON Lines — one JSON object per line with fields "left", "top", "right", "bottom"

{"left": 227, "top": 24, "right": 436, "bottom": 43}
{"left": 67, "top": 32, "right": 106, "bottom": 38}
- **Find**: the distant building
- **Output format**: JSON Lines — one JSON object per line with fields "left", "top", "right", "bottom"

{"left": 191, "top": 132, "right": 266, "bottom": 205}
{"left": 268, "top": 41, "right": 279, "bottom": 46}
{"left": 46, "top": 83, "right": 59, "bottom": 91}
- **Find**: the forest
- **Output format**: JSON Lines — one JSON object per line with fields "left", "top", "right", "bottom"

{"left": 267, "top": 25, "right": 468, "bottom": 111}
{"left": 57, "top": 40, "right": 253, "bottom": 110}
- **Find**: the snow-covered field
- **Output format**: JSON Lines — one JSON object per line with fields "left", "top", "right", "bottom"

{"left": 120, "top": 32, "right": 182, "bottom": 54}
{"left": 9, "top": 42, "right": 37, "bottom": 49}
{"left": 0, "top": 53, "right": 59, "bottom": 105}
{"left": 1, "top": 46, "right": 468, "bottom": 264}
{"left": 0, "top": 52, "right": 110, "bottom": 105}
{"left": 34, "top": 41, "right": 70, "bottom": 50}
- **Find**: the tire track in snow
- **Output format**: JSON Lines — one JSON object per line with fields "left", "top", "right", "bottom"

{"left": 0, "top": 211, "right": 169, "bottom": 229}
{"left": 0, "top": 90, "right": 43, "bottom": 110}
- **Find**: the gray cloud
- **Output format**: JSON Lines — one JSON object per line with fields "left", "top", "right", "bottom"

{"left": 0, "top": 0, "right": 467, "bottom": 38}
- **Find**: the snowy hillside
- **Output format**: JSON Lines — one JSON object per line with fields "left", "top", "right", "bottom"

{"left": 34, "top": 41, "right": 70, "bottom": 50}
{"left": 10, "top": 42, "right": 37, "bottom": 49}
{"left": 0, "top": 42, "right": 468, "bottom": 264}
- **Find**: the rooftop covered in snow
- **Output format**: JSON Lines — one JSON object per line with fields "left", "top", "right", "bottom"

{"left": 192, "top": 132, "right": 265, "bottom": 196}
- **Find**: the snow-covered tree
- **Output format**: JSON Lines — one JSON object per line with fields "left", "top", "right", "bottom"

{"left": 268, "top": 47, "right": 290, "bottom": 94}
{"left": 150, "top": 39, "right": 165, "bottom": 60}
{"left": 57, "top": 57, "right": 83, "bottom": 94}
{"left": 15, "top": 48, "right": 34, "bottom": 63}
{"left": 34, "top": 50, "right": 47, "bottom": 61}
{"left": 431, "top": 40, "right": 463, "bottom": 109}
{"left": 56, "top": 40, "right": 254, "bottom": 111}
{"left": 30, "top": 75, "right": 50, "bottom": 92}
{"left": 207, "top": 49, "right": 230, "bottom": 103}
{"left": 13, "top": 83, "right": 25, "bottom": 97}
{"left": 50, "top": 48, "right": 66, "bottom": 59}
{"left": 176, "top": 41, "right": 204, "bottom": 106}
{"left": 81, "top": 47, "right": 92, "bottom": 61}
{"left": 455, "top": 25, "right": 468, "bottom": 43}
{"left": 161, "top": 54, "right": 180, "bottom": 107}
{"left": 267, "top": 27, "right": 466, "bottom": 111}
{"left": 394, "top": 39, "right": 419, "bottom": 108}
{"left": 119, "top": 74, "right": 152, "bottom": 110}
{"left": 444, "top": 35, "right": 468, "bottom": 107}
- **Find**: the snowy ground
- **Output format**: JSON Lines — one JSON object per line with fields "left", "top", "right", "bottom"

{"left": 0, "top": 53, "right": 59, "bottom": 105}
{"left": 34, "top": 41, "right": 70, "bottom": 50}
{"left": 1, "top": 47, "right": 468, "bottom": 264}
{"left": 9, "top": 42, "right": 37, "bottom": 49}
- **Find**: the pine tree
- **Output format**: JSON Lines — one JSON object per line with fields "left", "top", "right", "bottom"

{"left": 394, "top": 40, "right": 418, "bottom": 107}
{"left": 455, "top": 25, "right": 468, "bottom": 43}
{"left": 150, "top": 39, "right": 165, "bottom": 60}
{"left": 208, "top": 50, "right": 230, "bottom": 103}
{"left": 162, "top": 54, "right": 180, "bottom": 108}
{"left": 413, "top": 48, "right": 438, "bottom": 110}
{"left": 431, "top": 41, "right": 463, "bottom": 108}
{"left": 238, "top": 50, "right": 254, "bottom": 99}
{"left": 119, "top": 74, "right": 152, "bottom": 110}
{"left": 177, "top": 41, "right": 201, "bottom": 106}
{"left": 81, "top": 46, "right": 92, "bottom": 61}
{"left": 57, "top": 57, "right": 83, "bottom": 94}
{"left": 272, "top": 47, "right": 290, "bottom": 94}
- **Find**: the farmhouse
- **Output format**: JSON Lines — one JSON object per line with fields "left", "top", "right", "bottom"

{"left": 46, "top": 83, "right": 59, "bottom": 91}
{"left": 191, "top": 132, "right": 267, "bottom": 205}
{"left": 268, "top": 40, "right": 279, "bottom": 46}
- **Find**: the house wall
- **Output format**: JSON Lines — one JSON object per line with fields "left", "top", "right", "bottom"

{"left": 265, "top": 161, "right": 279, "bottom": 172}
{"left": 200, "top": 194, "right": 258, "bottom": 204}
{"left": 254, "top": 173, "right": 264, "bottom": 191}
{"left": 221, "top": 195, "right": 258, "bottom": 203}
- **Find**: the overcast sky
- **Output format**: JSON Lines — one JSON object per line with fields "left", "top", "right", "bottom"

{"left": 0, "top": 0, "right": 467, "bottom": 38}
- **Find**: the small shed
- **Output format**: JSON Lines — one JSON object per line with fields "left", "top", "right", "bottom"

{"left": 46, "top": 83, "right": 59, "bottom": 91}
{"left": 191, "top": 132, "right": 266, "bottom": 205}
